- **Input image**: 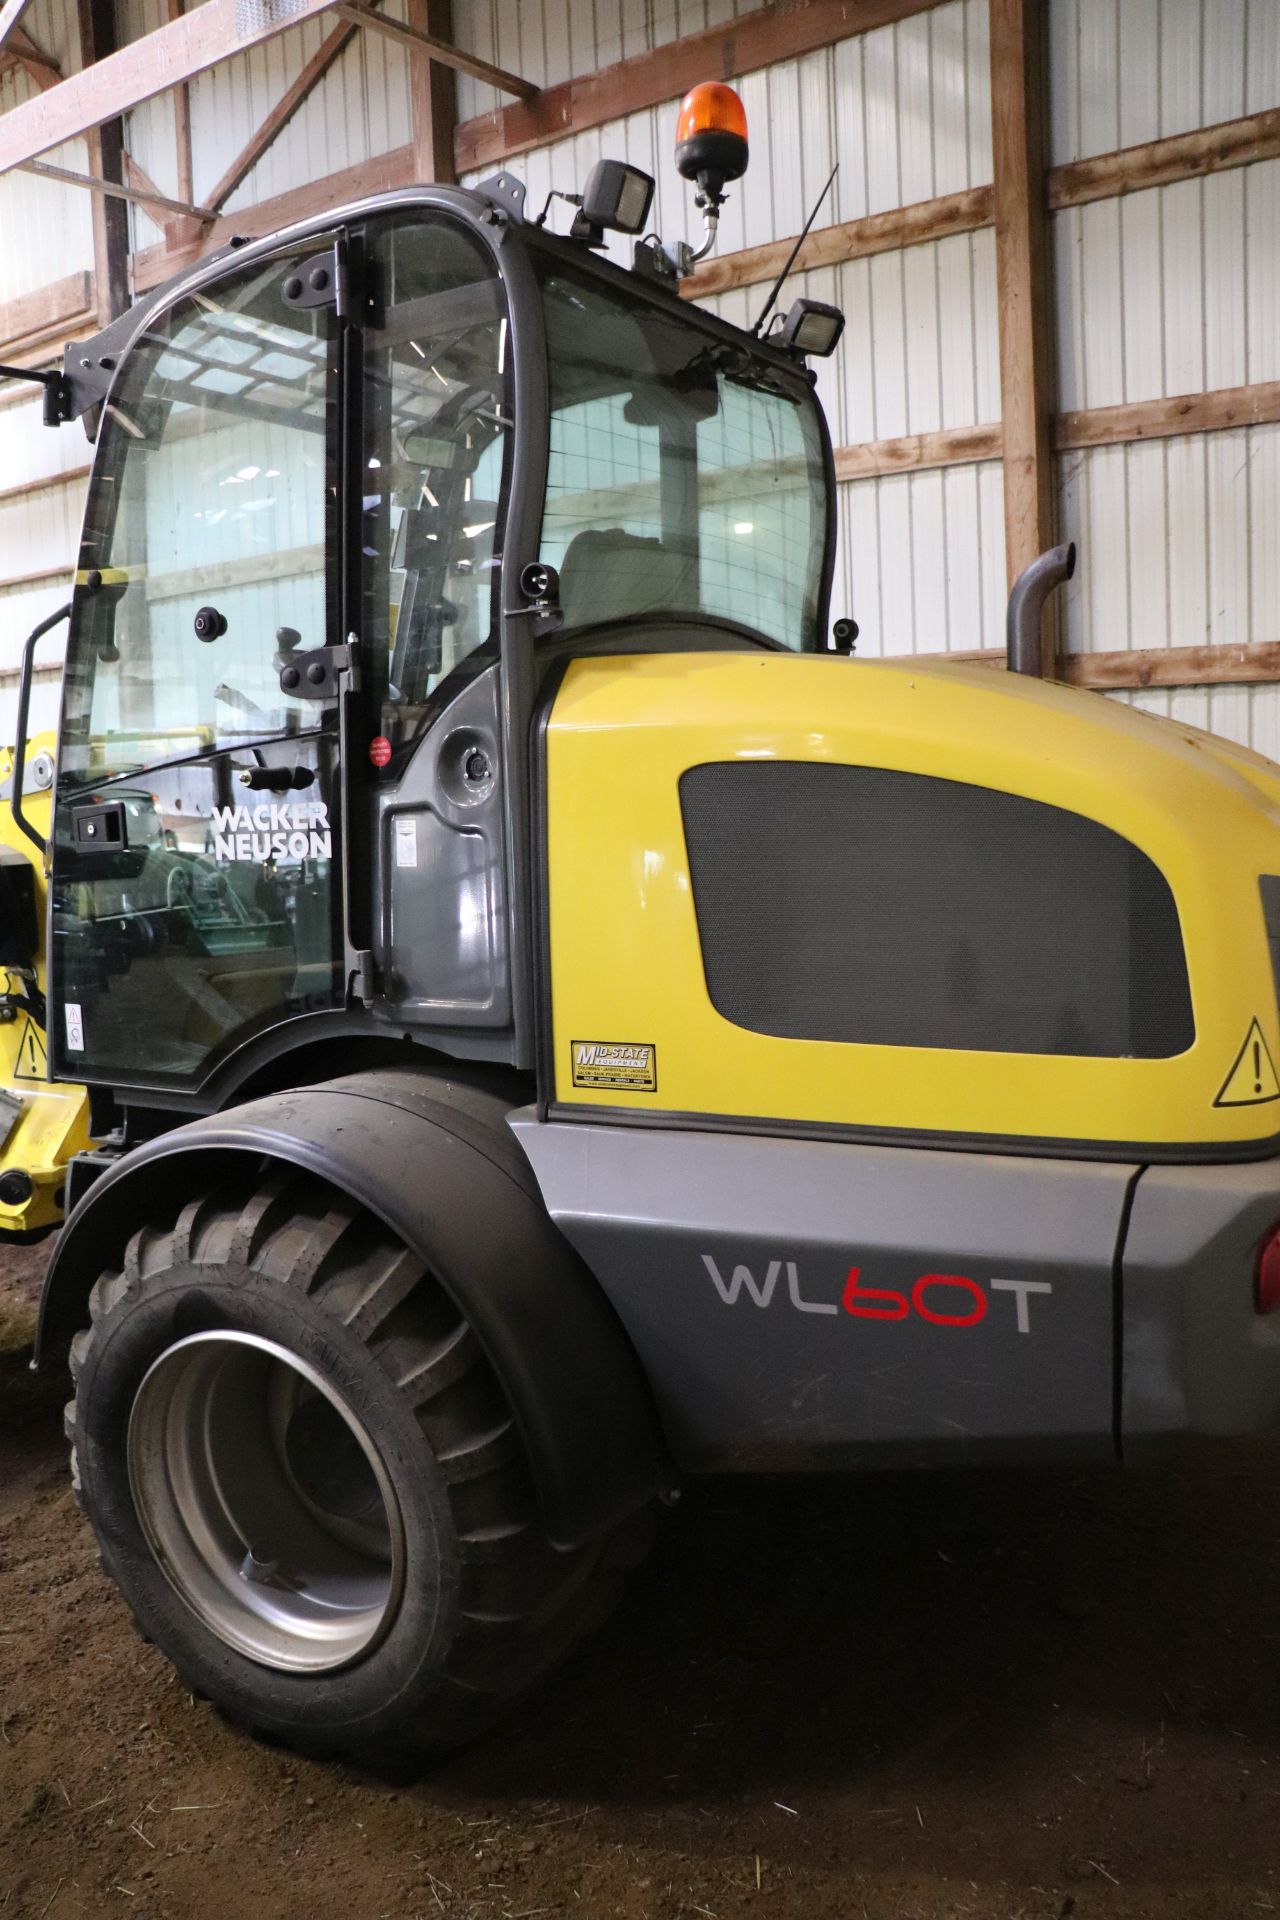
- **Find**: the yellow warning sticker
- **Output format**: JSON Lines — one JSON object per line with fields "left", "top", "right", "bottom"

{"left": 1214, "top": 1017, "right": 1280, "bottom": 1107}
{"left": 571, "top": 1040, "right": 657, "bottom": 1093}
{"left": 14, "top": 1015, "right": 46, "bottom": 1082}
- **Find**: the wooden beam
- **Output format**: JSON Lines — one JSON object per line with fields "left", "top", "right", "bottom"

{"left": 168, "top": 0, "right": 193, "bottom": 216}
{"left": 408, "top": 0, "right": 456, "bottom": 185}
{"left": 0, "top": 269, "right": 95, "bottom": 357}
{"left": 131, "top": 143, "right": 415, "bottom": 290}
{"left": 0, "top": 465, "right": 90, "bottom": 508}
{"left": 686, "top": 185, "right": 993, "bottom": 299}
{"left": 130, "top": 93, "right": 1279, "bottom": 317}
{"left": 1056, "top": 380, "right": 1280, "bottom": 452}
{"left": 204, "top": 16, "right": 359, "bottom": 212}
{"left": 989, "top": 0, "right": 1055, "bottom": 671}
{"left": 0, "top": 562, "right": 72, "bottom": 592}
{"left": 335, "top": 1, "right": 534, "bottom": 99}
{"left": 935, "top": 641, "right": 1280, "bottom": 692}
{"left": 78, "top": 0, "right": 129, "bottom": 324}
{"left": 0, "top": 0, "right": 33, "bottom": 55}
{"left": 692, "top": 105, "right": 1280, "bottom": 307}
{"left": 1066, "top": 643, "right": 1280, "bottom": 691}
{"left": 454, "top": 0, "right": 942, "bottom": 174}
{"left": 835, "top": 422, "right": 1002, "bottom": 481}
{"left": 1051, "top": 106, "right": 1280, "bottom": 210}
{"left": 5, "top": 22, "right": 58, "bottom": 87}
{"left": 0, "top": 0, "right": 341, "bottom": 174}
{"left": 21, "top": 156, "right": 211, "bottom": 221}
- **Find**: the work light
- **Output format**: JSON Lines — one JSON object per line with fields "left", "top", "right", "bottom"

{"left": 579, "top": 159, "right": 655, "bottom": 236}
{"left": 778, "top": 298, "right": 845, "bottom": 358}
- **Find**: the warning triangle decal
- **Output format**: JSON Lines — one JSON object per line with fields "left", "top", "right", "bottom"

{"left": 14, "top": 1016, "right": 46, "bottom": 1082}
{"left": 1214, "top": 1017, "right": 1280, "bottom": 1107}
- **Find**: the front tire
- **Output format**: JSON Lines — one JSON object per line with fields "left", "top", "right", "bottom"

{"left": 66, "top": 1170, "right": 646, "bottom": 1760}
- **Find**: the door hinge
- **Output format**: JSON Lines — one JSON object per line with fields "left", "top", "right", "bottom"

{"left": 279, "top": 641, "right": 359, "bottom": 702}
{"left": 281, "top": 242, "right": 350, "bottom": 321}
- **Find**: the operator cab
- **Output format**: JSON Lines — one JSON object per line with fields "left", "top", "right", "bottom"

{"left": 35, "top": 88, "right": 842, "bottom": 1117}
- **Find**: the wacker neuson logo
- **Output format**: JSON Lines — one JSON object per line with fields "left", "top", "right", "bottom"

{"left": 571, "top": 1041, "right": 657, "bottom": 1092}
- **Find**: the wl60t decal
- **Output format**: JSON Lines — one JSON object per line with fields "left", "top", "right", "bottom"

{"left": 701, "top": 1257, "right": 1053, "bottom": 1334}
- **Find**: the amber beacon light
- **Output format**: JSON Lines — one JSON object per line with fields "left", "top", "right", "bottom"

{"left": 675, "top": 82, "right": 749, "bottom": 206}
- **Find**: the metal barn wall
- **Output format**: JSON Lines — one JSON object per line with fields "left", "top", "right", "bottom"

{"left": 458, "top": 0, "right": 1003, "bottom": 661}
{"left": 120, "top": 0, "right": 414, "bottom": 252}
{"left": 1049, "top": 0, "right": 1280, "bottom": 750}
{"left": 0, "top": 0, "right": 95, "bottom": 300}
{"left": 1, "top": 0, "right": 1279, "bottom": 741}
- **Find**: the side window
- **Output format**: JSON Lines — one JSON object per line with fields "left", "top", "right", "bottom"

{"left": 680, "top": 762, "right": 1195, "bottom": 1059}
{"left": 63, "top": 250, "right": 337, "bottom": 782}
{"left": 360, "top": 217, "right": 511, "bottom": 748}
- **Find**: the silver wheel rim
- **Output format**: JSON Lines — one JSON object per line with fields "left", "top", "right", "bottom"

{"left": 127, "top": 1330, "right": 406, "bottom": 1674}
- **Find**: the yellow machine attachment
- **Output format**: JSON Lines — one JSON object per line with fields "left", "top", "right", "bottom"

{"left": 0, "top": 733, "right": 92, "bottom": 1237}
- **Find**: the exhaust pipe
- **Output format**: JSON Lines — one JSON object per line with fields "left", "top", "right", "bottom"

{"left": 1006, "top": 541, "right": 1076, "bottom": 678}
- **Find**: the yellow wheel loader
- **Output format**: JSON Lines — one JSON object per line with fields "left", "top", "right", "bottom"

{"left": 8, "top": 84, "right": 1280, "bottom": 1762}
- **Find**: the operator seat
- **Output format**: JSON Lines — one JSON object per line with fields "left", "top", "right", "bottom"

{"left": 559, "top": 527, "right": 698, "bottom": 627}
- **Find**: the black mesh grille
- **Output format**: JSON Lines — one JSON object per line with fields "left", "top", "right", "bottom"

{"left": 1259, "top": 878, "right": 1280, "bottom": 1020}
{"left": 679, "top": 761, "right": 1194, "bottom": 1059}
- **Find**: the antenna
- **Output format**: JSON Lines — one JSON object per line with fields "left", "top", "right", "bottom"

{"left": 750, "top": 163, "right": 838, "bottom": 338}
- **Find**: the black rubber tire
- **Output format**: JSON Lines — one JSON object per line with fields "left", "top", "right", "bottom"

{"left": 65, "top": 1167, "right": 651, "bottom": 1762}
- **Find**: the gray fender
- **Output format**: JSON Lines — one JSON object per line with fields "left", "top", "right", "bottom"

{"left": 37, "top": 1070, "right": 665, "bottom": 1547}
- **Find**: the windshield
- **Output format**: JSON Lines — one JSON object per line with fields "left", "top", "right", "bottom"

{"left": 538, "top": 263, "right": 828, "bottom": 650}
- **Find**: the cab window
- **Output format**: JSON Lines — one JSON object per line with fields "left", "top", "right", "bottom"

{"left": 359, "top": 216, "right": 512, "bottom": 751}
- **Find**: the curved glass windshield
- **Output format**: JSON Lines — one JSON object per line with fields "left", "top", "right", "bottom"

{"left": 538, "top": 262, "right": 828, "bottom": 649}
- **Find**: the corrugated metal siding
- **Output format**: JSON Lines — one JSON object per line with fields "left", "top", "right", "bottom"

{"left": 1054, "top": 158, "right": 1280, "bottom": 412}
{"left": 454, "top": 0, "right": 762, "bottom": 125}
{"left": 458, "top": 0, "right": 1002, "bottom": 655}
{"left": 0, "top": 0, "right": 96, "bottom": 303}
{"left": 120, "top": 0, "right": 414, "bottom": 253}
{"left": 1058, "top": 421, "right": 1280, "bottom": 658}
{"left": 1, "top": 0, "right": 1279, "bottom": 740}
{"left": 1049, "top": 0, "right": 1280, "bottom": 166}
{"left": 1049, "top": 0, "right": 1280, "bottom": 718}
{"left": 460, "top": 0, "right": 993, "bottom": 256}
{"left": 0, "top": 390, "right": 85, "bottom": 734}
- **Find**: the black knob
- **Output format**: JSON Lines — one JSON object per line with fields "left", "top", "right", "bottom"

{"left": 85, "top": 568, "right": 103, "bottom": 591}
{"left": 0, "top": 1169, "right": 33, "bottom": 1206}
{"left": 275, "top": 625, "right": 302, "bottom": 652}
{"left": 280, "top": 665, "right": 301, "bottom": 691}
{"left": 308, "top": 265, "right": 330, "bottom": 292}
{"left": 306, "top": 660, "right": 326, "bottom": 685}
{"left": 283, "top": 275, "right": 302, "bottom": 300}
{"left": 831, "top": 616, "right": 858, "bottom": 655}
{"left": 194, "top": 605, "right": 227, "bottom": 641}
{"left": 464, "top": 749, "right": 491, "bottom": 783}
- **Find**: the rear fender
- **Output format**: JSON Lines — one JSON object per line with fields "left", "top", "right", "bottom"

{"left": 37, "top": 1070, "right": 665, "bottom": 1547}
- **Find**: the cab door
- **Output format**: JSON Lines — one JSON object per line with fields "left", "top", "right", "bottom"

{"left": 51, "top": 240, "right": 351, "bottom": 1094}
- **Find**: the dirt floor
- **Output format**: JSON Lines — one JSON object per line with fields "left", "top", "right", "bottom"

{"left": 3, "top": 1245, "right": 1280, "bottom": 1920}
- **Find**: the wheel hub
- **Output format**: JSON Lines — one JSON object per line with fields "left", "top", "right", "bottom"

{"left": 127, "top": 1329, "right": 406, "bottom": 1674}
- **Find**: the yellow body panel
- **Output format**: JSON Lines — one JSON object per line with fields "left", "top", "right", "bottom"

{"left": 546, "top": 653, "right": 1280, "bottom": 1151}
{"left": 0, "top": 735, "right": 92, "bottom": 1232}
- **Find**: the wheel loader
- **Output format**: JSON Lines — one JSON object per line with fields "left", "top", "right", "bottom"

{"left": 11, "top": 81, "right": 1280, "bottom": 1760}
